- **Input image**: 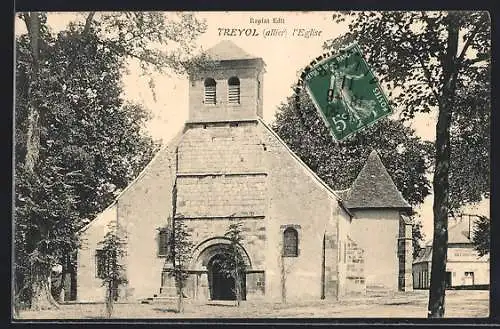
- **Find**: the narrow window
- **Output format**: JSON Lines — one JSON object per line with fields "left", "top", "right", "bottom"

{"left": 228, "top": 76, "right": 240, "bottom": 104}
{"left": 158, "top": 228, "right": 170, "bottom": 257}
{"left": 283, "top": 227, "right": 298, "bottom": 257}
{"left": 204, "top": 78, "right": 216, "bottom": 104}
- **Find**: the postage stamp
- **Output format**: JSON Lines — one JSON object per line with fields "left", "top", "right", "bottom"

{"left": 302, "top": 42, "right": 393, "bottom": 140}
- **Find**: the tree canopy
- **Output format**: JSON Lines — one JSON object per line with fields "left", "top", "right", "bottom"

{"left": 272, "top": 89, "right": 433, "bottom": 253}
{"left": 14, "top": 12, "right": 207, "bottom": 310}
{"left": 325, "top": 11, "right": 490, "bottom": 318}
{"left": 472, "top": 215, "right": 490, "bottom": 257}
{"left": 326, "top": 11, "right": 490, "bottom": 212}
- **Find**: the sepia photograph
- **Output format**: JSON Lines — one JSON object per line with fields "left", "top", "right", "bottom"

{"left": 13, "top": 11, "right": 491, "bottom": 320}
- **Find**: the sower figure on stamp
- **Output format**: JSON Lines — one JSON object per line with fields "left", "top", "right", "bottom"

{"left": 326, "top": 58, "right": 378, "bottom": 127}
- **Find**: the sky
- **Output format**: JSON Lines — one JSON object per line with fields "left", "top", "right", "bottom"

{"left": 14, "top": 11, "right": 489, "bottom": 241}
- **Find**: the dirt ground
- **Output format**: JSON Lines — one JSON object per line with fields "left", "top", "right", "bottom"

{"left": 15, "top": 289, "right": 489, "bottom": 320}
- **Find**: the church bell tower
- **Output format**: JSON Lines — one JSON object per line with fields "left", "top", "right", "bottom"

{"left": 187, "top": 40, "right": 266, "bottom": 123}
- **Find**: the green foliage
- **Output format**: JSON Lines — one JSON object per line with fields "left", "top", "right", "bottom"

{"left": 449, "top": 68, "right": 490, "bottom": 210}
{"left": 14, "top": 18, "right": 163, "bottom": 307}
{"left": 164, "top": 217, "right": 194, "bottom": 312}
{"left": 220, "top": 222, "right": 248, "bottom": 278}
{"left": 212, "top": 221, "right": 247, "bottom": 306}
{"left": 326, "top": 11, "right": 490, "bottom": 211}
{"left": 80, "top": 12, "right": 209, "bottom": 75}
{"left": 273, "top": 89, "right": 433, "bottom": 207}
{"left": 472, "top": 216, "right": 490, "bottom": 257}
{"left": 326, "top": 11, "right": 490, "bottom": 318}
{"left": 98, "top": 222, "right": 128, "bottom": 318}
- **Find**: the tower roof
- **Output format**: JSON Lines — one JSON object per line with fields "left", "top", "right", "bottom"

{"left": 205, "top": 40, "right": 260, "bottom": 61}
{"left": 344, "top": 150, "right": 411, "bottom": 210}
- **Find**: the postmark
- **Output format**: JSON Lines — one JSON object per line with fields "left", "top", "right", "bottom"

{"left": 296, "top": 42, "right": 393, "bottom": 141}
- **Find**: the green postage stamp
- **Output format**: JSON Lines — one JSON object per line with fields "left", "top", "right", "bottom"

{"left": 303, "top": 42, "right": 393, "bottom": 141}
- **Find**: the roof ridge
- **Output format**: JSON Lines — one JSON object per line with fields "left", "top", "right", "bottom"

{"left": 257, "top": 118, "right": 353, "bottom": 217}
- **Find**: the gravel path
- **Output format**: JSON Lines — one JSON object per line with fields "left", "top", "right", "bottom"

{"left": 16, "top": 289, "right": 489, "bottom": 320}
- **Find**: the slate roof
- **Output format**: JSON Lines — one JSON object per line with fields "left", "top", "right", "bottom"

{"left": 413, "top": 245, "right": 433, "bottom": 264}
{"left": 334, "top": 189, "right": 350, "bottom": 200}
{"left": 343, "top": 150, "right": 411, "bottom": 210}
{"left": 205, "top": 40, "right": 259, "bottom": 61}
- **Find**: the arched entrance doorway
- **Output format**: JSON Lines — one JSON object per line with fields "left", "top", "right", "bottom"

{"left": 206, "top": 250, "right": 246, "bottom": 301}
{"left": 190, "top": 239, "right": 251, "bottom": 301}
{"left": 208, "top": 253, "right": 236, "bottom": 300}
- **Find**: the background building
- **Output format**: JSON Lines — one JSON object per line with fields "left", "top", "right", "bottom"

{"left": 412, "top": 214, "right": 490, "bottom": 289}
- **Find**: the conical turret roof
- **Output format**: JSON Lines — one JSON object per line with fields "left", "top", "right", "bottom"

{"left": 344, "top": 150, "right": 411, "bottom": 210}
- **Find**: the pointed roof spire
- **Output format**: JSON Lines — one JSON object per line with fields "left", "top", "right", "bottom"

{"left": 344, "top": 150, "right": 411, "bottom": 210}
{"left": 205, "top": 40, "right": 259, "bottom": 61}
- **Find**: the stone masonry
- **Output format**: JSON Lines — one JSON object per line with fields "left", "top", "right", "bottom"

{"left": 76, "top": 41, "right": 413, "bottom": 303}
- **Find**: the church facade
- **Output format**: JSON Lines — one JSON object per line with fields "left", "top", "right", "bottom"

{"left": 76, "top": 41, "right": 413, "bottom": 303}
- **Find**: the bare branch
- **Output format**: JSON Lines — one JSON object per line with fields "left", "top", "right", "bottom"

{"left": 463, "top": 54, "right": 489, "bottom": 66}
{"left": 457, "top": 15, "right": 489, "bottom": 66}
{"left": 416, "top": 52, "right": 441, "bottom": 102}
{"left": 83, "top": 12, "right": 96, "bottom": 35}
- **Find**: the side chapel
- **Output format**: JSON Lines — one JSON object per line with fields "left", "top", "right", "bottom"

{"left": 76, "top": 41, "right": 414, "bottom": 302}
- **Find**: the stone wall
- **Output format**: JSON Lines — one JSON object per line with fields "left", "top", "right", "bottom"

{"left": 344, "top": 236, "right": 366, "bottom": 295}
{"left": 77, "top": 205, "right": 117, "bottom": 302}
{"left": 188, "top": 60, "right": 264, "bottom": 122}
{"left": 349, "top": 209, "right": 400, "bottom": 291}
{"left": 398, "top": 217, "right": 413, "bottom": 291}
{"left": 260, "top": 123, "right": 340, "bottom": 301}
{"left": 178, "top": 122, "right": 264, "bottom": 173}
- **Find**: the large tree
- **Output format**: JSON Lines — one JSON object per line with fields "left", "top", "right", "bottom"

{"left": 326, "top": 11, "right": 490, "bottom": 318}
{"left": 14, "top": 12, "right": 207, "bottom": 311}
{"left": 273, "top": 89, "right": 434, "bottom": 252}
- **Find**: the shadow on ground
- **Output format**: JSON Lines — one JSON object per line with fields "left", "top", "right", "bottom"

{"left": 206, "top": 303, "right": 237, "bottom": 307}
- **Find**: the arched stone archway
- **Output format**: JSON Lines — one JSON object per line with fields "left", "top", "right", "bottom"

{"left": 190, "top": 237, "right": 252, "bottom": 270}
{"left": 190, "top": 238, "right": 250, "bottom": 301}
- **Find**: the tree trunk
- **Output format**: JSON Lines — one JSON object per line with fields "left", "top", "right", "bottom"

{"left": 427, "top": 13, "right": 460, "bottom": 319}
{"left": 22, "top": 12, "right": 42, "bottom": 175}
{"left": 30, "top": 267, "right": 59, "bottom": 311}
{"left": 177, "top": 285, "right": 184, "bottom": 313}
{"left": 234, "top": 246, "right": 241, "bottom": 307}
{"left": 105, "top": 281, "right": 113, "bottom": 318}
{"left": 280, "top": 254, "right": 286, "bottom": 304}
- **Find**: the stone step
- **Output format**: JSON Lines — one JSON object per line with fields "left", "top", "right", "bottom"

{"left": 140, "top": 296, "right": 179, "bottom": 305}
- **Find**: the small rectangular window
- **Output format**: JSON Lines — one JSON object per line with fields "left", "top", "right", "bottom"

{"left": 228, "top": 77, "right": 240, "bottom": 104}
{"left": 158, "top": 229, "right": 170, "bottom": 257}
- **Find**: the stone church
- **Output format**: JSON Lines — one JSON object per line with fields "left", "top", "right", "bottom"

{"left": 76, "top": 41, "right": 414, "bottom": 303}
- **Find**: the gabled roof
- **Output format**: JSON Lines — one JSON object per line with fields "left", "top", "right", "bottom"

{"left": 343, "top": 150, "right": 411, "bottom": 210}
{"left": 414, "top": 245, "right": 433, "bottom": 264}
{"left": 448, "top": 217, "right": 474, "bottom": 244}
{"left": 205, "top": 40, "right": 259, "bottom": 61}
{"left": 258, "top": 118, "right": 353, "bottom": 217}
